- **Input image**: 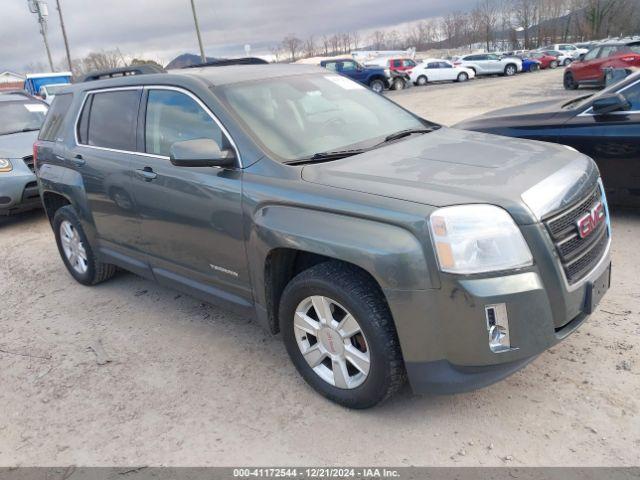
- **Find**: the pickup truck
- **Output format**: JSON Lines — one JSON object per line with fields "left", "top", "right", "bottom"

{"left": 320, "top": 58, "right": 389, "bottom": 93}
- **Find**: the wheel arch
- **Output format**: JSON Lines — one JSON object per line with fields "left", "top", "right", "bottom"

{"left": 41, "top": 190, "right": 71, "bottom": 224}
{"left": 249, "top": 206, "right": 433, "bottom": 334}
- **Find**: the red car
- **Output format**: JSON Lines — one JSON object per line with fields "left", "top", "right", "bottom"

{"left": 564, "top": 40, "right": 640, "bottom": 89}
{"left": 387, "top": 58, "right": 417, "bottom": 73}
{"left": 527, "top": 52, "right": 560, "bottom": 69}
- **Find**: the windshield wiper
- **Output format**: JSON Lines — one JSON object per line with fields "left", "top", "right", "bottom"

{"left": 286, "top": 148, "right": 367, "bottom": 165}
{"left": 382, "top": 127, "right": 435, "bottom": 143}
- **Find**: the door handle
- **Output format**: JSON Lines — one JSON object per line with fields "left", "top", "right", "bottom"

{"left": 135, "top": 167, "right": 157, "bottom": 181}
{"left": 71, "top": 154, "right": 85, "bottom": 166}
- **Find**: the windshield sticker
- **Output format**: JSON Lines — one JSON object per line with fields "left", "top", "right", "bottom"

{"left": 325, "top": 75, "right": 365, "bottom": 90}
{"left": 25, "top": 104, "right": 48, "bottom": 113}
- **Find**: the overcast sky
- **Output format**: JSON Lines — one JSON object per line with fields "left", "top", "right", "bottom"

{"left": 1, "top": 0, "right": 476, "bottom": 72}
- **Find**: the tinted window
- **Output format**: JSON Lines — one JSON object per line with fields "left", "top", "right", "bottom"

{"left": 440, "top": 62, "right": 452, "bottom": 68}
{"left": 341, "top": 61, "right": 357, "bottom": 71}
{"left": 622, "top": 82, "right": 640, "bottom": 110}
{"left": 85, "top": 90, "right": 140, "bottom": 151}
{"left": 39, "top": 94, "right": 72, "bottom": 141}
{"left": 145, "top": 89, "right": 224, "bottom": 157}
{"left": 598, "top": 46, "right": 619, "bottom": 58}
{"left": 427, "top": 62, "right": 439, "bottom": 68}
{"left": 0, "top": 100, "right": 48, "bottom": 136}
{"left": 324, "top": 62, "right": 337, "bottom": 72}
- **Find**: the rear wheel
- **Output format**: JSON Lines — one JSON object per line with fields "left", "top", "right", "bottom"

{"left": 53, "top": 205, "right": 116, "bottom": 285}
{"left": 416, "top": 75, "right": 428, "bottom": 86}
{"left": 504, "top": 64, "right": 517, "bottom": 76}
{"left": 564, "top": 72, "right": 579, "bottom": 90}
{"left": 369, "top": 78, "right": 385, "bottom": 94}
{"left": 457, "top": 72, "right": 469, "bottom": 82}
{"left": 280, "top": 261, "right": 405, "bottom": 409}
{"left": 564, "top": 58, "right": 572, "bottom": 66}
{"left": 530, "top": 63, "right": 540, "bottom": 72}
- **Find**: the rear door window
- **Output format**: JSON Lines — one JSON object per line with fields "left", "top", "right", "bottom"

{"left": 583, "top": 48, "right": 600, "bottom": 61}
{"left": 83, "top": 89, "right": 141, "bottom": 151}
{"left": 144, "top": 89, "right": 224, "bottom": 157}
{"left": 39, "top": 94, "right": 71, "bottom": 141}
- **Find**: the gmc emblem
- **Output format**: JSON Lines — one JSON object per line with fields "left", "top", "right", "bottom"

{"left": 577, "top": 202, "right": 605, "bottom": 239}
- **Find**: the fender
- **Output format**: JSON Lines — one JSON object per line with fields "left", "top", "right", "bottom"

{"left": 248, "top": 204, "right": 432, "bottom": 304}
{"left": 38, "top": 164, "right": 98, "bottom": 245}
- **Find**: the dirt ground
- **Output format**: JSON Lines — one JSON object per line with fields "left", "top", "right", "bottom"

{"left": 1, "top": 68, "right": 639, "bottom": 467}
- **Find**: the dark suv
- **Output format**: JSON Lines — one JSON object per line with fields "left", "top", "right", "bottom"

{"left": 35, "top": 64, "right": 611, "bottom": 408}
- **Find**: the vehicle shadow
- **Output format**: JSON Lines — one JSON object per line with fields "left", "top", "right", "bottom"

{"left": 0, "top": 208, "right": 46, "bottom": 228}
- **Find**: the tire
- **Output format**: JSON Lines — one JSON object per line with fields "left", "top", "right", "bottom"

{"left": 564, "top": 58, "right": 572, "bottom": 66}
{"left": 550, "top": 60, "right": 558, "bottom": 69}
{"left": 504, "top": 64, "right": 517, "bottom": 76}
{"left": 53, "top": 205, "right": 116, "bottom": 286}
{"left": 416, "top": 75, "right": 428, "bottom": 86}
{"left": 530, "top": 63, "right": 540, "bottom": 72}
{"left": 391, "top": 78, "right": 405, "bottom": 90}
{"left": 369, "top": 79, "right": 385, "bottom": 94}
{"left": 280, "top": 261, "right": 405, "bottom": 409}
{"left": 457, "top": 72, "right": 469, "bottom": 82}
{"left": 564, "top": 72, "right": 579, "bottom": 90}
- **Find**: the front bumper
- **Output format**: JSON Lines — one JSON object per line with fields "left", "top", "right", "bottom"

{"left": 385, "top": 221, "right": 611, "bottom": 395}
{"left": 0, "top": 169, "right": 41, "bottom": 216}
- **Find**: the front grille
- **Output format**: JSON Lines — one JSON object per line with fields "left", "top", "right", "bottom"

{"left": 544, "top": 184, "right": 609, "bottom": 285}
{"left": 23, "top": 156, "right": 35, "bottom": 172}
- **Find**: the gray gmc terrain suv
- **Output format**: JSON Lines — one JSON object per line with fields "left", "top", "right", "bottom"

{"left": 35, "top": 64, "right": 612, "bottom": 408}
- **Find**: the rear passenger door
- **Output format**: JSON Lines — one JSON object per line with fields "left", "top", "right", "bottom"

{"left": 72, "top": 87, "right": 144, "bottom": 261}
{"left": 128, "top": 87, "right": 251, "bottom": 309}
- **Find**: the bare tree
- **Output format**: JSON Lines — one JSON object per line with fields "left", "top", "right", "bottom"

{"left": 476, "top": 0, "right": 499, "bottom": 51}
{"left": 370, "top": 30, "right": 386, "bottom": 50}
{"left": 303, "top": 35, "right": 316, "bottom": 58}
{"left": 281, "top": 35, "right": 303, "bottom": 61}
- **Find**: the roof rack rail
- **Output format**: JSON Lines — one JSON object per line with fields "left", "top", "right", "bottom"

{"left": 182, "top": 57, "right": 269, "bottom": 69}
{"left": 80, "top": 64, "right": 165, "bottom": 83}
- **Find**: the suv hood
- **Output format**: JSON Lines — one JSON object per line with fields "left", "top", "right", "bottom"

{"left": 0, "top": 130, "right": 39, "bottom": 158}
{"left": 301, "top": 127, "right": 597, "bottom": 224}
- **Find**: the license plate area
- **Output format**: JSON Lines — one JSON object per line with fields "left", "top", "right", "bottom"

{"left": 584, "top": 263, "right": 611, "bottom": 314}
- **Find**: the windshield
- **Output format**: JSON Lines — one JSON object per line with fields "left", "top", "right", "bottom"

{"left": 564, "top": 72, "right": 640, "bottom": 110}
{"left": 215, "top": 74, "right": 428, "bottom": 161}
{"left": 0, "top": 101, "right": 48, "bottom": 136}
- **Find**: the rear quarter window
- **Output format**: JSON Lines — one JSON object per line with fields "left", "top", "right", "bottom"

{"left": 39, "top": 93, "right": 72, "bottom": 141}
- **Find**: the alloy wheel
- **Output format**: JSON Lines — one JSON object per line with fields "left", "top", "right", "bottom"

{"left": 60, "top": 220, "right": 88, "bottom": 274}
{"left": 293, "top": 295, "right": 370, "bottom": 389}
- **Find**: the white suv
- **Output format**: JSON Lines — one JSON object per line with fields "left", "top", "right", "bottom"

{"left": 454, "top": 53, "right": 522, "bottom": 77}
{"left": 539, "top": 44, "right": 589, "bottom": 59}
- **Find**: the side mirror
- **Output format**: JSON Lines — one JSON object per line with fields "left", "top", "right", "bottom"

{"left": 169, "top": 138, "right": 236, "bottom": 168}
{"left": 591, "top": 93, "right": 631, "bottom": 115}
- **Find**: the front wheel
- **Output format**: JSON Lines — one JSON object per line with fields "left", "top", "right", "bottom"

{"left": 564, "top": 72, "right": 579, "bottom": 90}
{"left": 530, "top": 63, "right": 540, "bottom": 72}
{"left": 457, "top": 72, "right": 469, "bottom": 82}
{"left": 564, "top": 58, "right": 572, "bottom": 66}
{"left": 280, "top": 262, "right": 405, "bottom": 409}
{"left": 550, "top": 60, "right": 558, "bottom": 69}
{"left": 504, "top": 64, "right": 517, "bottom": 76}
{"left": 369, "top": 79, "right": 385, "bottom": 94}
{"left": 391, "top": 78, "right": 405, "bottom": 90}
{"left": 416, "top": 75, "right": 428, "bottom": 86}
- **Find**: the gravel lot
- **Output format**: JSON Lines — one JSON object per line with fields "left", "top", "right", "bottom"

{"left": 1, "top": 68, "right": 638, "bottom": 467}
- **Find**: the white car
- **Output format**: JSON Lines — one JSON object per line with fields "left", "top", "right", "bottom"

{"left": 38, "top": 83, "right": 69, "bottom": 105}
{"left": 409, "top": 59, "right": 475, "bottom": 85}
{"left": 454, "top": 53, "right": 523, "bottom": 77}
{"left": 538, "top": 49, "right": 574, "bottom": 66}
{"left": 538, "top": 43, "right": 589, "bottom": 59}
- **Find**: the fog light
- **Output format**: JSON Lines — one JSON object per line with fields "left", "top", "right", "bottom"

{"left": 485, "top": 303, "right": 511, "bottom": 353}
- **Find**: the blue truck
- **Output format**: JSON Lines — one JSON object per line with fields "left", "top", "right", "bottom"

{"left": 319, "top": 59, "right": 389, "bottom": 93}
{"left": 24, "top": 72, "right": 72, "bottom": 97}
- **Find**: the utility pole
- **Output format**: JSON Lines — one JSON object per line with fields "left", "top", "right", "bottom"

{"left": 27, "top": 0, "right": 54, "bottom": 71}
{"left": 55, "top": 0, "right": 73, "bottom": 73}
{"left": 189, "top": 0, "right": 206, "bottom": 63}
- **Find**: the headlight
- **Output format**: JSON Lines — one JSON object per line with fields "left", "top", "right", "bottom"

{"left": 384, "top": 68, "right": 391, "bottom": 77}
{"left": 429, "top": 205, "right": 533, "bottom": 274}
{"left": 0, "top": 159, "right": 13, "bottom": 173}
